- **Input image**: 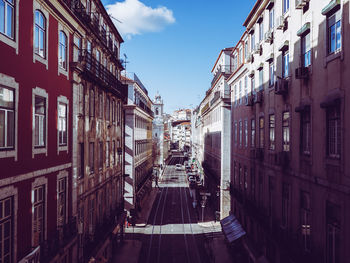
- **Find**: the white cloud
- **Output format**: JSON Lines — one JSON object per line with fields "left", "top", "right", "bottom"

{"left": 106, "top": 0, "right": 175, "bottom": 39}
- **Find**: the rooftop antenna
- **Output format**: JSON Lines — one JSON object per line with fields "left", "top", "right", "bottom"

{"left": 108, "top": 14, "right": 123, "bottom": 24}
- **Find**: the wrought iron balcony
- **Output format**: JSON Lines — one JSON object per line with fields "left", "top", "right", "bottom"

{"left": 211, "top": 65, "right": 232, "bottom": 87}
{"left": 79, "top": 50, "right": 127, "bottom": 98}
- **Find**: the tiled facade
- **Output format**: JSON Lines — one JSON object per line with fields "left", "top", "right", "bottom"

{"left": 229, "top": 0, "right": 350, "bottom": 262}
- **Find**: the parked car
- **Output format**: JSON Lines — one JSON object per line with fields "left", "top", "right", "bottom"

{"left": 175, "top": 164, "right": 182, "bottom": 171}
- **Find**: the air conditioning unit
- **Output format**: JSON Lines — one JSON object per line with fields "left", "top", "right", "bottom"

{"left": 276, "top": 15, "right": 285, "bottom": 30}
{"left": 246, "top": 52, "right": 253, "bottom": 63}
{"left": 295, "top": 0, "right": 310, "bottom": 9}
{"left": 274, "top": 77, "right": 289, "bottom": 95}
{"left": 246, "top": 93, "right": 254, "bottom": 106}
{"left": 254, "top": 43, "right": 261, "bottom": 54}
{"left": 254, "top": 90, "right": 263, "bottom": 104}
{"left": 264, "top": 30, "right": 273, "bottom": 43}
{"left": 295, "top": 67, "right": 309, "bottom": 79}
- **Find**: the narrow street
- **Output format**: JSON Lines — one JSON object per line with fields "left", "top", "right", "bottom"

{"left": 122, "top": 155, "right": 223, "bottom": 263}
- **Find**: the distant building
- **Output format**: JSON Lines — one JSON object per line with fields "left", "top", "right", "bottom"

{"left": 152, "top": 93, "right": 165, "bottom": 167}
{"left": 198, "top": 47, "right": 233, "bottom": 219}
{"left": 123, "top": 74, "right": 154, "bottom": 213}
{"left": 169, "top": 109, "right": 192, "bottom": 150}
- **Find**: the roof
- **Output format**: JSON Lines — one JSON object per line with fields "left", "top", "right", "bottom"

{"left": 243, "top": 0, "right": 263, "bottom": 27}
{"left": 211, "top": 47, "right": 233, "bottom": 73}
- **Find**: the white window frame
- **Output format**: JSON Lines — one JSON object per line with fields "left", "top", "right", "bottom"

{"left": 0, "top": 73, "right": 18, "bottom": 160}
{"left": 57, "top": 95, "right": 69, "bottom": 154}
{"left": 31, "top": 177, "right": 48, "bottom": 247}
{"left": 0, "top": 186, "right": 18, "bottom": 263}
{"left": 33, "top": 1, "right": 49, "bottom": 69}
{"left": 57, "top": 170, "right": 68, "bottom": 227}
{"left": 32, "top": 87, "right": 48, "bottom": 158}
{"left": 0, "top": 0, "right": 19, "bottom": 54}
{"left": 57, "top": 23, "right": 69, "bottom": 79}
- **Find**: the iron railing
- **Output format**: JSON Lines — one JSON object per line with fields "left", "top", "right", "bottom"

{"left": 211, "top": 65, "right": 232, "bottom": 87}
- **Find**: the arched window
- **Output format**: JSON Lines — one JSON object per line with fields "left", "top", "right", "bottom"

{"left": 59, "top": 31, "right": 67, "bottom": 69}
{"left": 155, "top": 108, "right": 159, "bottom": 115}
{"left": 34, "top": 10, "right": 46, "bottom": 57}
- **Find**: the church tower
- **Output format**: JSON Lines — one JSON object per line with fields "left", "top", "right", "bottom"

{"left": 152, "top": 93, "right": 164, "bottom": 166}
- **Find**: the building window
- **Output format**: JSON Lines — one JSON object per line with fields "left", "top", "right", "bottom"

{"left": 34, "top": 96, "right": 46, "bottom": 147}
{"left": 0, "top": 197, "right": 13, "bottom": 263}
{"left": 327, "top": 105, "right": 340, "bottom": 158}
{"left": 282, "top": 112, "right": 290, "bottom": 152}
{"left": 112, "top": 99, "right": 116, "bottom": 123}
{"left": 98, "top": 92, "right": 103, "bottom": 119}
{"left": 244, "top": 166, "right": 248, "bottom": 191}
{"left": 251, "top": 76, "right": 255, "bottom": 93}
{"left": 0, "top": 0, "right": 14, "bottom": 39}
{"left": 283, "top": 0, "right": 289, "bottom": 14}
{"left": 58, "top": 103, "right": 67, "bottom": 146}
{"left": 244, "top": 41, "right": 248, "bottom": 59}
{"left": 244, "top": 76, "right": 248, "bottom": 104}
{"left": 259, "top": 21, "right": 263, "bottom": 42}
{"left": 326, "top": 202, "right": 340, "bottom": 263}
{"left": 57, "top": 177, "right": 67, "bottom": 226}
{"left": 0, "top": 86, "right": 14, "bottom": 149}
{"left": 239, "top": 81, "right": 242, "bottom": 105}
{"left": 269, "top": 8, "right": 274, "bottom": 29}
{"left": 96, "top": 50, "right": 101, "bottom": 77}
{"left": 250, "top": 32, "right": 255, "bottom": 52}
{"left": 88, "top": 199, "right": 94, "bottom": 234}
{"left": 89, "top": 88, "right": 95, "bottom": 118}
{"left": 269, "top": 114, "right": 275, "bottom": 150}
{"left": 106, "top": 141, "right": 110, "bottom": 167}
{"left": 234, "top": 85, "right": 238, "bottom": 106}
{"left": 73, "top": 35, "right": 81, "bottom": 62}
{"left": 239, "top": 120, "right": 242, "bottom": 147}
{"left": 244, "top": 119, "right": 248, "bottom": 148}
{"left": 301, "top": 109, "right": 311, "bottom": 155}
{"left": 281, "top": 183, "right": 290, "bottom": 228}
{"left": 79, "top": 143, "right": 84, "bottom": 178}
{"left": 269, "top": 62, "right": 274, "bottom": 87}
{"left": 327, "top": 12, "right": 341, "bottom": 55}
{"left": 258, "top": 68, "right": 263, "bottom": 90}
{"left": 259, "top": 116, "right": 264, "bottom": 148}
{"left": 282, "top": 50, "right": 289, "bottom": 78}
{"left": 300, "top": 191, "right": 311, "bottom": 252}
{"left": 301, "top": 33, "right": 311, "bottom": 67}
{"left": 239, "top": 47, "right": 243, "bottom": 65}
{"left": 106, "top": 96, "right": 110, "bottom": 121}
{"left": 117, "top": 101, "right": 121, "bottom": 125}
{"left": 99, "top": 142, "right": 103, "bottom": 170}
{"left": 251, "top": 119, "right": 255, "bottom": 148}
{"left": 58, "top": 31, "right": 67, "bottom": 70}
{"left": 112, "top": 140, "right": 116, "bottom": 166}
{"left": 89, "top": 142, "right": 94, "bottom": 173}
{"left": 34, "top": 11, "right": 46, "bottom": 58}
{"left": 250, "top": 168, "right": 255, "bottom": 201}
{"left": 234, "top": 121, "right": 238, "bottom": 145}
{"left": 33, "top": 185, "right": 45, "bottom": 246}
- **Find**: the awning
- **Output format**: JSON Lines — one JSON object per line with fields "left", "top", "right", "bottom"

{"left": 220, "top": 214, "right": 246, "bottom": 243}
{"left": 320, "top": 89, "right": 343, "bottom": 108}
{"left": 295, "top": 100, "right": 311, "bottom": 112}
{"left": 322, "top": 0, "right": 340, "bottom": 16}
{"left": 265, "top": 53, "right": 274, "bottom": 62}
{"left": 248, "top": 70, "right": 255, "bottom": 78}
{"left": 279, "top": 40, "right": 289, "bottom": 52}
{"left": 257, "top": 63, "right": 264, "bottom": 70}
{"left": 297, "top": 22, "right": 310, "bottom": 37}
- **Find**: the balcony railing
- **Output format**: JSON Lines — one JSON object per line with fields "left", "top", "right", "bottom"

{"left": 211, "top": 65, "right": 232, "bottom": 87}
{"left": 80, "top": 50, "right": 127, "bottom": 99}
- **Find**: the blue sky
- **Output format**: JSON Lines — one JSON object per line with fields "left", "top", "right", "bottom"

{"left": 102, "top": 0, "right": 256, "bottom": 113}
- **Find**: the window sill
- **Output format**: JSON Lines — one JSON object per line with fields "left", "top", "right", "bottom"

{"left": 33, "top": 147, "right": 47, "bottom": 157}
{"left": 0, "top": 149, "right": 16, "bottom": 160}
{"left": 58, "top": 145, "right": 68, "bottom": 154}
{"left": 324, "top": 50, "right": 342, "bottom": 67}
{"left": 34, "top": 53, "right": 48, "bottom": 70}
{"left": 58, "top": 66, "right": 69, "bottom": 80}
{"left": 0, "top": 33, "right": 18, "bottom": 54}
